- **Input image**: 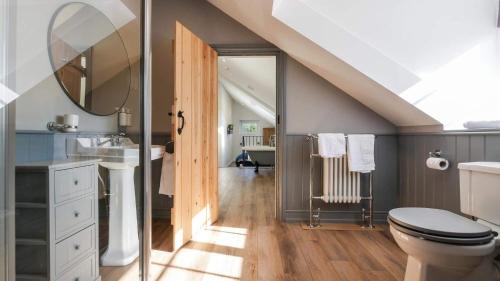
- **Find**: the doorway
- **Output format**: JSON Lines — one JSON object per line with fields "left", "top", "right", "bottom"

{"left": 215, "top": 46, "right": 285, "bottom": 221}
{"left": 217, "top": 55, "right": 278, "bottom": 218}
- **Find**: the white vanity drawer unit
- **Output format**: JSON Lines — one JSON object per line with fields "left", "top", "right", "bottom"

{"left": 15, "top": 159, "right": 101, "bottom": 281}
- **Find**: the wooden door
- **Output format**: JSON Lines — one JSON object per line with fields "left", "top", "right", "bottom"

{"left": 172, "top": 22, "right": 218, "bottom": 250}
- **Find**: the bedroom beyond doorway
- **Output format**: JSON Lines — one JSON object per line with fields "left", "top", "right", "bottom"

{"left": 217, "top": 54, "right": 277, "bottom": 212}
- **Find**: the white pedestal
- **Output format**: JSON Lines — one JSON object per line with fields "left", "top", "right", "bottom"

{"left": 100, "top": 163, "right": 139, "bottom": 266}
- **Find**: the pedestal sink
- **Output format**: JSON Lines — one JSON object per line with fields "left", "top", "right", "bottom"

{"left": 67, "top": 137, "right": 165, "bottom": 266}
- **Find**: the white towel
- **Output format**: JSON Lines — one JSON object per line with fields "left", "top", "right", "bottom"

{"left": 347, "top": 134, "right": 375, "bottom": 173}
{"left": 318, "top": 133, "right": 346, "bottom": 158}
{"left": 159, "top": 152, "right": 174, "bottom": 197}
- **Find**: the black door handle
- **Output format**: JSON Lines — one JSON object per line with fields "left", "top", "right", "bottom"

{"left": 177, "top": 111, "right": 185, "bottom": 135}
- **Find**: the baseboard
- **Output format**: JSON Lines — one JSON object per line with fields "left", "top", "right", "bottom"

{"left": 300, "top": 223, "right": 385, "bottom": 231}
{"left": 284, "top": 210, "right": 388, "bottom": 224}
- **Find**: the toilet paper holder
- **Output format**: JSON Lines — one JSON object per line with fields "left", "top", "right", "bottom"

{"left": 428, "top": 149, "right": 442, "bottom": 158}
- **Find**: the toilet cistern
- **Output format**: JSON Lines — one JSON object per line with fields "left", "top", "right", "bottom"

{"left": 388, "top": 161, "right": 500, "bottom": 281}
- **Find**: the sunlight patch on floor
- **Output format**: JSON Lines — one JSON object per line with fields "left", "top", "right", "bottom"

{"left": 152, "top": 249, "right": 174, "bottom": 263}
{"left": 192, "top": 226, "right": 248, "bottom": 249}
{"left": 158, "top": 265, "right": 240, "bottom": 281}
{"left": 167, "top": 248, "right": 243, "bottom": 279}
{"left": 208, "top": 225, "right": 248, "bottom": 235}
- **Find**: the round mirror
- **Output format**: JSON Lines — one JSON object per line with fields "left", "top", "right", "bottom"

{"left": 48, "top": 3, "right": 131, "bottom": 116}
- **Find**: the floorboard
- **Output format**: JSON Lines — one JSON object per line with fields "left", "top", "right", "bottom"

{"left": 101, "top": 167, "right": 407, "bottom": 281}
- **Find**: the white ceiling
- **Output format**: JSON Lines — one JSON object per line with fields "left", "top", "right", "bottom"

{"left": 207, "top": 0, "right": 440, "bottom": 128}
{"left": 219, "top": 56, "right": 276, "bottom": 110}
{"left": 273, "top": 0, "right": 500, "bottom": 130}
{"left": 220, "top": 77, "right": 276, "bottom": 124}
{"left": 210, "top": 0, "right": 500, "bottom": 130}
{"left": 218, "top": 56, "right": 277, "bottom": 124}
{"left": 299, "top": 0, "right": 496, "bottom": 76}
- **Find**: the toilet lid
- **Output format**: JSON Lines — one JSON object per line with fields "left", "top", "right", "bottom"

{"left": 388, "top": 208, "right": 493, "bottom": 243}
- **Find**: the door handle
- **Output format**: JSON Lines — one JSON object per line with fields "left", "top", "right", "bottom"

{"left": 177, "top": 111, "right": 185, "bottom": 135}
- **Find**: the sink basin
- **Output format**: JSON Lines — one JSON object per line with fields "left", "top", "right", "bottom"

{"left": 69, "top": 137, "right": 165, "bottom": 166}
{"left": 66, "top": 136, "right": 167, "bottom": 266}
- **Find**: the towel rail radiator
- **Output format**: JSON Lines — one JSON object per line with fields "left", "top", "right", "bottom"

{"left": 306, "top": 134, "right": 374, "bottom": 229}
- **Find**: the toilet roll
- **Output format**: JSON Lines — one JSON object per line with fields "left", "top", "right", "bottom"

{"left": 426, "top": 157, "right": 449, "bottom": 170}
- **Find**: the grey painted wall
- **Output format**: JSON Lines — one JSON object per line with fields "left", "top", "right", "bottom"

{"left": 152, "top": 0, "right": 400, "bottom": 223}
{"left": 284, "top": 135, "right": 398, "bottom": 223}
{"left": 151, "top": 133, "right": 172, "bottom": 218}
{"left": 150, "top": 0, "right": 396, "bottom": 135}
{"left": 283, "top": 56, "right": 398, "bottom": 222}
{"left": 14, "top": 0, "right": 403, "bottom": 224}
{"left": 126, "top": 133, "right": 172, "bottom": 219}
{"left": 150, "top": 0, "right": 273, "bottom": 217}
{"left": 398, "top": 133, "right": 500, "bottom": 215}
{"left": 16, "top": 132, "right": 87, "bottom": 163}
{"left": 285, "top": 57, "right": 396, "bottom": 135}
{"left": 15, "top": 131, "right": 120, "bottom": 163}
{"left": 151, "top": 0, "right": 271, "bottom": 133}
{"left": 16, "top": 132, "right": 55, "bottom": 163}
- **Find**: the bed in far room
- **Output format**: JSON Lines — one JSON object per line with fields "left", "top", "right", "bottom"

{"left": 241, "top": 145, "right": 275, "bottom": 173}
{"left": 237, "top": 134, "right": 276, "bottom": 172}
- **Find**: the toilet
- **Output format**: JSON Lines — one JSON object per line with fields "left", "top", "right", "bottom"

{"left": 388, "top": 162, "right": 500, "bottom": 281}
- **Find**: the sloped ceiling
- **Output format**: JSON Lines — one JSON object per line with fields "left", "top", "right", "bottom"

{"left": 207, "top": 0, "right": 440, "bottom": 128}
{"left": 219, "top": 56, "right": 277, "bottom": 124}
{"left": 273, "top": 0, "right": 500, "bottom": 130}
{"left": 210, "top": 0, "right": 500, "bottom": 130}
{"left": 219, "top": 56, "right": 276, "bottom": 109}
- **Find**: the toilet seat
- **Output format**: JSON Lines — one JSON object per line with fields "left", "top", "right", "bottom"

{"left": 388, "top": 208, "right": 495, "bottom": 246}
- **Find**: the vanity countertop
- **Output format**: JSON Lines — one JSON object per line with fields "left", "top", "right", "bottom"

{"left": 16, "top": 157, "right": 102, "bottom": 169}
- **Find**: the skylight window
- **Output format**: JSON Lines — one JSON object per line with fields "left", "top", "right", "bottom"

{"left": 272, "top": 0, "right": 500, "bottom": 131}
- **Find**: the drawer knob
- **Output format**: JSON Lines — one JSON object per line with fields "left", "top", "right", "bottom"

{"left": 74, "top": 277, "right": 80, "bottom": 281}
{"left": 74, "top": 244, "right": 80, "bottom": 250}
{"left": 73, "top": 211, "right": 80, "bottom": 218}
{"left": 74, "top": 180, "right": 79, "bottom": 185}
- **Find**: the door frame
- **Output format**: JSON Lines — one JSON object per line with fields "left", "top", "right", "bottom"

{"left": 141, "top": 0, "right": 153, "bottom": 279}
{"left": 0, "top": 103, "right": 15, "bottom": 281}
{"left": 1, "top": 0, "right": 16, "bottom": 280}
{"left": 212, "top": 45, "right": 286, "bottom": 221}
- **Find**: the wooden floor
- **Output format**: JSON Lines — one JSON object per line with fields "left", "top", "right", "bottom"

{"left": 101, "top": 167, "right": 407, "bottom": 281}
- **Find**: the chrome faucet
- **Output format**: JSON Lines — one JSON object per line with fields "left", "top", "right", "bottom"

{"left": 96, "top": 133, "right": 126, "bottom": 147}
{"left": 96, "top": 137, "right": 112, "bottom": 147}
